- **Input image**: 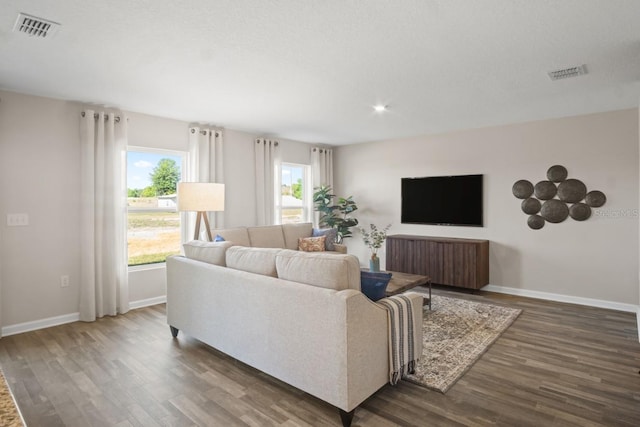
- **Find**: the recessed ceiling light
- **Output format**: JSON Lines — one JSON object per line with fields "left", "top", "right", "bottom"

{"left": 373, "top": 104, "right": 388, "bottom": 113}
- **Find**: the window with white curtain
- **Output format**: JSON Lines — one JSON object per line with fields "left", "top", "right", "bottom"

{"left": 126, "top": 147, "right": 186, "bottom": 266}
{"left": 278, "top": 163, "right": 311, "bottom": 224}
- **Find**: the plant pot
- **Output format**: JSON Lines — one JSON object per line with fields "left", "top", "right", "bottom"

{"left": 369, "top": 256, "right": 380, "bottom": 272}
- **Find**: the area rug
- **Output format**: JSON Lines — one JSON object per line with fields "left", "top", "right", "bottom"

{"left": 0, "top": 370, "right": 25, "bottom": 427}
{"left": 404, "top": 295, "right": 521, "bottom": 393}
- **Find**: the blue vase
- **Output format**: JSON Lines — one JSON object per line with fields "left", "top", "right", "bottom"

{"left": 369, "top": 256, "right": 380, "bottom": 272}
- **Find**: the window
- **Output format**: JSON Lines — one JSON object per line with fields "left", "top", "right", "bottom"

{"left": 126, "top": 148, "right": 185, "bottom": 266}
{"left": 279, "top": 163, "right": 311, "bottom": 224}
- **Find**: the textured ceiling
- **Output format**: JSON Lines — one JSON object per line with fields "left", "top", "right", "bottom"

{"left": 1, "top": 0, "right": 639, "bottom": 145}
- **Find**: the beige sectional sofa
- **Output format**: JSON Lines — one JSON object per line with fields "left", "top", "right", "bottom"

{"left": 166, "top": 243, "right": 423, "bottom": 426}
{"left": 210, "top": 222, "right": 347, "bottom": 253}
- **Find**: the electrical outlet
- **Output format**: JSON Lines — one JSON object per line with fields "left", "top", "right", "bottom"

{"left": 7, "top": 213, "right": 29, "bottom": 226}
{"left": 60, "top": 275, "right": 70, "bottom": 288}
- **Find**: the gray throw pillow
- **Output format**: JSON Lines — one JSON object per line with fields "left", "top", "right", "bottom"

{"left": 312, "top": 228, "right": 337, "bottom": 251}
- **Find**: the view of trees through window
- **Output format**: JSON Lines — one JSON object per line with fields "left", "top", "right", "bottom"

{"left": 127, "top": 150, "right": 183, "bottom": 266}
{"left": 281, "top": 163, "right": 309, "bottom": 224}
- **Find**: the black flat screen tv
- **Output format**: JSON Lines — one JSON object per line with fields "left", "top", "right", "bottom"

{"left": 401, "top": 174, "right": 483, "bottom": 227}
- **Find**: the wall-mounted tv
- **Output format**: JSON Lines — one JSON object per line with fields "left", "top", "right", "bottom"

{"left": 401, "top": 174, "right": 483, "bottom": 227}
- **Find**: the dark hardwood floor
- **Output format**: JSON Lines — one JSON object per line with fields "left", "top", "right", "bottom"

{"left": 1, "top": 287, "right": 639, "bottom": 426}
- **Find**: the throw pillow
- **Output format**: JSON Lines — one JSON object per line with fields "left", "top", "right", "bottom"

{"left": 312, "top": 228, "right": 337, "bottom": 251}
{"left": 298, "top": 235, "right": 326, "bottom": 252}
{"left": 360, "top": 271, "right": 393, "bottom": 301}
{"left": 214, "top": 234, "right": 225, "bottom": 242}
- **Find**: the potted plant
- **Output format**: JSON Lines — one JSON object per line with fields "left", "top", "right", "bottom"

{"left": 313, "top": 185, "right": 359, "bottom": 243}
{"left": 359, "top": 223, "right": 391, "bottom": 272}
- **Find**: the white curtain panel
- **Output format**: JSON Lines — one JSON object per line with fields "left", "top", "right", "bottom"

{"left": 255, "top": 138, "right": 280, "bottom": 225}
{"left": 185, "top": 127, "right": 225, "bottom": 241}
{"left": 311, "top": 147, "right": 333, "bottom": 189}
{"left": 79, "top": 110, "right": 129, "bottom": 321}
{"left": 311, "top": 147, "right": 334, "bottom": 227}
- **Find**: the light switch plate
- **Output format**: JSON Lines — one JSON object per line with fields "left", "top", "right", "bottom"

{"left": 7, "top": 213, "right": 29, "bottom": 226}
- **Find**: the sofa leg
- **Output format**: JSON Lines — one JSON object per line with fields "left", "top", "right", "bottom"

{"left": 338, "top": 408, "right": 355, "bottom": 427}
{"left": 170, "top": 326, "right": 179, "bottom": 338}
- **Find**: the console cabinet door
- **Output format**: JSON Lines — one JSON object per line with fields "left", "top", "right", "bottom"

{"left": 442, "top": 242, "right": 477, "bottom": 289}
{"left": 422, "top": 241, "right": 443, "bottom": 284}
{"left": 410, "top": 239, "right": 429, "bottom": 275}
{"left": 386, "top": 237, "right": 409, "bottom": 272}
{"left": 386, "top": 237, "right": 443, "bottom": 282}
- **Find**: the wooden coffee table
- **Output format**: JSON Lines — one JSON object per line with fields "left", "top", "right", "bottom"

{"left": 385, "top": 271, "right": 432, "bottom": 309}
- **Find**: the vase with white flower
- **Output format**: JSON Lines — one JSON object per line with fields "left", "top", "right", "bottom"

{"left": 359, "top": 223, "right": 391, "bottom": 272}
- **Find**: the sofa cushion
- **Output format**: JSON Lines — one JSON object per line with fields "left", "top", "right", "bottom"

{"left": 298, "top": 236, "right": 326, "bottom": 252}
{"left": 312, "top": 228, "right": 338, "bottom": 251}
{"left": 226, "top": 246, "right": 281, "bottom": 277}
{"left": 211, "top": 227, "right": 250, "bottom": 247}
{"left": 183, "top": 240, "right": 235, "bottom": 266}
{"left": 282, "top": 222, "right": 313, "bottom": 250}
{"left": 247, "top": 225, "right": 286, "bottom": 248}
{"left": 360, "top": 271, "right": 393, "bottom": 301}
{"left": 275, "top": 250, "right": 361, "bottom": 291}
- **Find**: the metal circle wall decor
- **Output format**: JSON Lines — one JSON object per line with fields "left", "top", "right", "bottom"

{"left": 557, "top": 179, "right": 587, "bottom": 203}
{"left": 569, "top": 203, "right": 591, "bottom": 221}
{"left": 512, "top": 180, "right": 534, "bottom": 199}
{"left": 512, "top": 165, "right": 606, "bottom": 230}
{"left": 547, "top": 165, "right": 568, "bottom": 182}
{"left": 534, "top": 180, "right": 557, "bottom": 200}
{"left": 540, "top": 199, "right": 569, "bottom": 223}
{"left": 521, "top": 198, "right": 541, "bottom": 215}
{"left": 527, "top": 215, "right": 545, "bottom": 230}
{"left": 585, "top": 190, "right": 606, "bottom": 207}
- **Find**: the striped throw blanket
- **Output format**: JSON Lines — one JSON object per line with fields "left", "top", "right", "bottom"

{"left": 377, "top": 295, "right": 419, "bottom": 385}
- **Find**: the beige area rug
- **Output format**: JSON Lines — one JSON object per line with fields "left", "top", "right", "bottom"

{"left": 404, "top": 295, "right": 521, "bottom": 393}
{"left": 0, "top": 370, "right": 25, "bottom": 427}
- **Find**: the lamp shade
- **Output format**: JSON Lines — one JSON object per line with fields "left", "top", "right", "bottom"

{"left": 178, "top": 182, "right": 225, "bottom": 212}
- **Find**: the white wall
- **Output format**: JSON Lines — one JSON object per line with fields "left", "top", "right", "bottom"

{"left": 0, "top": 91, "right": 315, "bottom": 331}
{"left": 222, "top": 129, "right": 257, "bottom": 227}
{"left": 0, "top": 91, "right": 83, "bottom": 328}
{"left": 335, "top": 109, "right": 639, "bottom": 307}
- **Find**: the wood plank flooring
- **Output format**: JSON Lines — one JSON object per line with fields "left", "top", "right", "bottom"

{"left": 0, "top": 287, "right": 639, "bottom": 426}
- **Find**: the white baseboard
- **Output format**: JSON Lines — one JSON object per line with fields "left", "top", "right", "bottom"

{"left": 483, "top": 284, "right": 639, "bottom": 313}
{"left": 1, "top": 295, "right": 167, "bottom": 337}
{"left": 1, "top": 312, "right": 80, "bottom": 337}
{"left": 128, "top": 295, "right": 166, "bottom": 310}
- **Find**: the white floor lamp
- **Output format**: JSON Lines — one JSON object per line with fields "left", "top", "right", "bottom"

{"left": 178, "top": 182, "right": 225, "bottom": 241}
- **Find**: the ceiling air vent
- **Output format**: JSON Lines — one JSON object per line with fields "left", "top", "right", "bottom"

{"left": 13, "top": 12, "right": 60, "bottom": 38}
{"left": 547, "top": 65, "right": 587, "bottom": 81}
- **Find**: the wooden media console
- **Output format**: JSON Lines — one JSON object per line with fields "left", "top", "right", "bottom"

{"left": 385, "top": 235, "right": 489, "bottom": 290}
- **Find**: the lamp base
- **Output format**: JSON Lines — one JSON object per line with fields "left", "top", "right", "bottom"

{"left": 194, "top": 211, "right": 213, "bottom": 241}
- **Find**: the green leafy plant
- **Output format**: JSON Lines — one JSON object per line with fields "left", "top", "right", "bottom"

{"left": 313, "top": 185, "right": 359, "bottom": 243}
{"left": 359, "top": 223, "right": 391, "bottom": 259}
{"left": 150, "top": 158, "right": 181, "bottom": 196}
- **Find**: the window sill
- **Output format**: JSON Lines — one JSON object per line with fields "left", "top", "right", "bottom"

{"left": 128, "top": 263, "right": 166, "bottom": 273}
